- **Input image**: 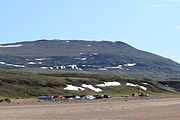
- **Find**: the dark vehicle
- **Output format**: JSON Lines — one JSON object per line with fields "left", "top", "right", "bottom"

{"left": 95, "top": 95, "right": 110, "bottom": 99}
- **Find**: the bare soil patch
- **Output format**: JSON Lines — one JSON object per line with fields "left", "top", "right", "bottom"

{"left": 0, "top": 97, "right": 180, "bottom": 120}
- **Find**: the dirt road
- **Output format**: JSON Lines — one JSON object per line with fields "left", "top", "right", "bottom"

{"left": 0, "top": 97, "right": 180, "bottom": 120}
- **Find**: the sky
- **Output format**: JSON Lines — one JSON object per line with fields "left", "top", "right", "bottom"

{"left": 0, "top": 0, "right": 180, "bottom": 63}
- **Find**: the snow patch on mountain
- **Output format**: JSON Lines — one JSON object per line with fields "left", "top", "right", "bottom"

{"left": 40, "top": 67, "right": 49, "bottom": 69}
{"left": 0, "top": 61, "right": 26, "bottom": 68}
{"left": 124, "top": 63, "right": 136, "bottom": 67}
{"left": 0, "top": 62, "right": 6, "bottom": 65}
{"left": 142, "top": 83, "right": 148, "bottom": 85}
{"left": 126, "top": 83, "right": 147, "bottom": 90}
{"left": 105, "top": 65, "right": 123, "bottom": 69}
{"left": 81, "top": 58, "right": 87, "bottom": 61}
{"left": 27, "top": 62, "right": 36, "bottom": 64}
{"left": 64, "top": 85, "right": 85, "bottom": 91}
{"left": 99, "top": 68, "right": 108, "bottom": 71}
{"left": 82, "top": 84, "right": 102, "bottom": 92}
{"left": 97, "top": 82, "right": 121, "bottom": 87}
{"left": 39, "top": 65, "right": 83, "bottom": 70}
{"left": 35, "top": 58, "right": 49, "bottom": 61}
{"left": 0, "top": 44, "right": 23, "bottom": 48}
{"left": 50, "top": 67, "right": 53, "bottom": 70}
{"left": 68, "top": 65, "right": 79, "bottom": 69}
{"left": 60, "top": 65, "right": 66, "bottom": 69}
{"left": 137, "top": 85, "right": 147, "bottom": 91}
{"left": 126, "top": 83, "right": 137, "bottom": 87}
{"left": 92, "top": 53, "right": 98, "bottom": 55}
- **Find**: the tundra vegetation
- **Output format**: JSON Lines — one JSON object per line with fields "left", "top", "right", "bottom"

{"left": 0, "top": 69, "right": 179, "bottom": 98}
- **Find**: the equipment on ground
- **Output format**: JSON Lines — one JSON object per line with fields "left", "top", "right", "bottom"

{"left": 132, "top": 89, "right": 149, "bottom": 97}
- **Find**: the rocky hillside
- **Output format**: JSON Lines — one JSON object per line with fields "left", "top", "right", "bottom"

{"left": 0, "top": 40, "right": 180, "bottom": 80}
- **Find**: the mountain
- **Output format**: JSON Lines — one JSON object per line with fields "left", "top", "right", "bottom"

{"left": 0, "top": 40, "right": 180, "bottom": 80}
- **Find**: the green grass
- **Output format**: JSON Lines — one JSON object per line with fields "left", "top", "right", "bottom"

{"left": 147, "top": 92, "right": 180, "bottom": 96}
{"left": 0, "top": 96, "right": 15, "bottom": 99}
{"left": 0, "top": 69, "right": 178, "bottom": 98}
{"left": 102, "top": 86, "right": 138, "bottom": 96}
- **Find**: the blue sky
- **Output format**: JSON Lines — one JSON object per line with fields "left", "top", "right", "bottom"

{"left": 0, "top": 0, "right": 180, "bottom": 63}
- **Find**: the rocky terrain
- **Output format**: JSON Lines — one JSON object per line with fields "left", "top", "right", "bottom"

{"left": 0, "top": 40, "right": 180, "bottom": 80}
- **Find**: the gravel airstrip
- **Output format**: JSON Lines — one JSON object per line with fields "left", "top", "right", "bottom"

{"left": 0, "top": 97, "right": 180, "bottom": 120}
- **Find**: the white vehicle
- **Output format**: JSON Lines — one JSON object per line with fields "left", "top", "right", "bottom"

{"left": 85, "top": 95, "right": 95, "bottom": 100}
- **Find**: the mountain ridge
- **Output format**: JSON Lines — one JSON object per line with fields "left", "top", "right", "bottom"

{"left": 0, "top": 40, "right": 180, "bottom": 80}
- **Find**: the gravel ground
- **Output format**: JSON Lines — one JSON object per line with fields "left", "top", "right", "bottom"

{"left": 0, "top": 97, "right": 180, "bottom": 120}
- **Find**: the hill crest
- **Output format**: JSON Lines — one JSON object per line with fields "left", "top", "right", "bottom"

{"left": 0, "top": 40, "right": 180, "bottom": 80}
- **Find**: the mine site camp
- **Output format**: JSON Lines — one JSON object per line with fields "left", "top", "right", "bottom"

{"left": 1, "top": 0, "right": 180, "bottom": 120}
